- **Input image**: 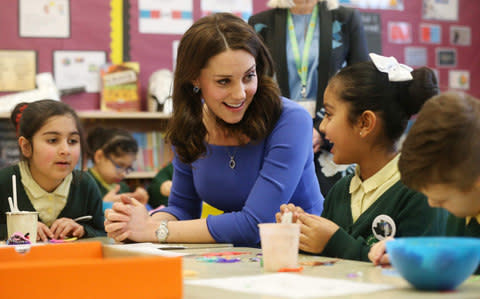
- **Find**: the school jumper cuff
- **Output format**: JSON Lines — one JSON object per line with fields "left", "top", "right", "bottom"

{"left": 321, "top": 227, "right": 370, "bottom": 261}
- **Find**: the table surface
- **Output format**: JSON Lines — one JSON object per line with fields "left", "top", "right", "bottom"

{"left": 177, "top": 246, "right": 480, "bottom": 299}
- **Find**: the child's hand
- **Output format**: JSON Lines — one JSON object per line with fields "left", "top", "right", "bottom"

{"left": 37, "top": 222, "right": 54, "bottom": 242}
{"left": 368, "top": 238, "right": 393, "bottom": 265}
{"left": 275, "top": 203, "right": 304, "bottom": 223}
{"left": 312, "top": 128, "right": 323, "bottom": 153}
{"left": 50, "top": 218, "right": 85, "bottom": 239}
{"left": 297, "top": 213, "right": 339, "bottom": 254}
{"left": 103, "top": 184, "right": 121, "bottom": 202}
{"left": 160, "top": 180, "right": 172, "bottom": 197}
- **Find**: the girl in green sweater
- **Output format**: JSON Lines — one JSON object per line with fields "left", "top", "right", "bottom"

{"left": 276, "top": 53, "right": 447, "bottom": 261}
{"left": 86, "top": 127, "right": 149, "bottom": 210}
{"left": 0, "top": 100, "right": 105, "bottom": 241}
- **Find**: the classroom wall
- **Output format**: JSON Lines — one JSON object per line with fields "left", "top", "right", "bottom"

{"left": 1, "top": 0, "right": 478, "bottom": 112}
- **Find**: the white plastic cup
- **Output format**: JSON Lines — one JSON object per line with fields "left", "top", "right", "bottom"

{"left": 6, "top": 211, "right": 39, "bottom": 244}
{"left": 259, "top": 223, "right": 300, "bottom": 272}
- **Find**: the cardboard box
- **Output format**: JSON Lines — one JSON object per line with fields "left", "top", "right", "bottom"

{"left": 0, "top": 242, "right": 182, "bottom": 299}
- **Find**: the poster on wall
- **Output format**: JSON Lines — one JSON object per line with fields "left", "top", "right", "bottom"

{"left": 360, "top": 12, "right": 382, "bottom": 54}
{"left": 450, "top": 26, "right": 471, "bottom": 46}
{"left": 423, "top": 0, "right": 458, "bottom": 21}
{"left": 436, "top": 48, "right": 456, "bottom": 67}
{"left": 405, "top": 47, "right": 427, "bottom": 67}
{"left": 420, "top": 24, "right": 441, "bottom": 44}
{"left": 388, "top": 22, "right": 412, "bottom": 44}
{"left": 19, "top": 0, "right": 70, "bottom": 38}
{"left": 53, "top": 50, "right": 106, "bottom": 93}
{"left": 201, "top": 0, "right": 253, "bottom": 21}
{"left": 0, "top": 50, "right": 36, "bottom": 92}
{"left": 449, "top": 70, "right": 470, "bottom": 90}
{"left": 139, "top": 0, "right": 193, "bottom": 35}
{"left": 339, "top": 0, "right": 403, "bottom": 10}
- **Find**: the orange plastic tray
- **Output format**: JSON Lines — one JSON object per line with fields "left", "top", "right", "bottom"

{"left": 0, "top": 242, "right": 182, "bottom": 299}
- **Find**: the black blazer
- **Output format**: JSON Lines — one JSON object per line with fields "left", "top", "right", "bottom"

{"left": 248, "top": 2, "right": 369, "bottom": 114}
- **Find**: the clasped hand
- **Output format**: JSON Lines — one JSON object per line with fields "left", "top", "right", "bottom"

{"left": 104, "top": 195, "right": 153, "bottom": 243}
{"left": 276, "top": 203, "right": 339, "bottom": 254}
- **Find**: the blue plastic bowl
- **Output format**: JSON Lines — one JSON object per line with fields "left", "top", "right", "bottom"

{"left": 386, "top": 237, "right": 480, "bottom": 290}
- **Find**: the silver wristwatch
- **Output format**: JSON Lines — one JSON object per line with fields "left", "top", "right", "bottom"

{"left": 155, "top": 220, "right": 169, "bottom": 243}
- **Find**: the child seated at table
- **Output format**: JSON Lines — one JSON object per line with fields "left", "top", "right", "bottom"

{"left": 86, "top": 127, "right": 148, "bottom": 210}
{"left": 0, "top": 100, "right": 105, "bottom": 241}
{"left": 369, "top": 92, "right": 480, "bottom": 274}
{"left": 276, "top": 54, "right": 447, "bottom": 261}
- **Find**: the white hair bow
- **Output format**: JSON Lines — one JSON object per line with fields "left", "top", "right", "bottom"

{"left": 369, "top": 53, "right": 413, "bottom": 82}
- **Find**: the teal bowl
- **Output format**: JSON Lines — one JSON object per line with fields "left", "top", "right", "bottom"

{"left": 386, "top": 237, "right": 480, "bottom": 290}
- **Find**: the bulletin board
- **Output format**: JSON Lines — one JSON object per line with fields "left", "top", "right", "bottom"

{"left": 0, "top": 0, "right": 478, "bottom": 112}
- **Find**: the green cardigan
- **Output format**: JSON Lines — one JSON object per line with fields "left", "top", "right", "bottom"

{"left": 86, "top": 168, "right": 130, "bottom": 197}
{"left": 0, "top": 164, "right": 106, "bottom": 240}
{"left": 147, "top": 163, "right": 173, "bottom": 209}
{"left": 321, "top": 175, "right": 448, "bottom": 261}
{"left": 446, "top": 213, "right": 480, "bottom": 274}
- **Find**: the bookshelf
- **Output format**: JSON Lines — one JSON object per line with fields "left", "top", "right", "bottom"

{"left": 0, "top": 111, "right": 172, "bottom": 179}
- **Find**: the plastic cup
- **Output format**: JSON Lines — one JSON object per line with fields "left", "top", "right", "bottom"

{"left": 6, "top": 211, "right": 39, "bottom": 244}
{"left": 259, "top": 223, "right": 300, "bottom": 272}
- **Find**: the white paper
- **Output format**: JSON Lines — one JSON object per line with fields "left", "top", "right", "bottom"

{"left": 186, "top": 273, "right": 395, "bottom": 298}
{"left": 19, "top": 0, "right": 70, "bottom": 38}
{"left": 200, "top": 0, "right": 253, "bottom": 20}
{"left": 104, "top": 242, "right": 188, "bottom": 257}
{"left": 53, "top": 51, "right": 106, "bottom": 93}
{"left": 139, "top": 0, "right": 193, "bottom": 34}
{"left": 423, "top": 0, "right": 458, "bottom": 21}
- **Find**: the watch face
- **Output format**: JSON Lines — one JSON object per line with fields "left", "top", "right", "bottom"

{"left": 156, "top": 221, "right": 168, "bottom": 242}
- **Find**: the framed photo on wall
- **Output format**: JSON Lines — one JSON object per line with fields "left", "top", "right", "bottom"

{"left": 436, "top": 48, "right": 457, "bottom": 68}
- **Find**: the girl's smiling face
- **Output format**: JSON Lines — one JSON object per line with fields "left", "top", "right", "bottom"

{"left": 20, "top": 115, "right": 81, "bottom": 192}
{"left": 195, "top": 49, "right": 258, "bottom": 125}
{"left": 319, "top": 84, "right": 362, "bottom": 165}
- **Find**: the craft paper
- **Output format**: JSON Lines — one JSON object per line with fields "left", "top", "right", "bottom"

{"left": 201, "top": 0, "right": 253, "bottom": 21}
{"left": 19, "top": 0, "right": 70, "bottom": 38}
{"left": 53, "top": 51, "right": 106, "bottom": 93}
{"left": 186, "top": 273, "right": 395, "bottom": 298}
{"left": 139, "top": 0, "right": 193, "bottom": 34}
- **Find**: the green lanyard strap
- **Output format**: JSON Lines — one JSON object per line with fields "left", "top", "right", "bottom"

{"left": 287, "top": 5, "right": 318, "bottom": 99}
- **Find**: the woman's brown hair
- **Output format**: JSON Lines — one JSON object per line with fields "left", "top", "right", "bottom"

{"left": 166, "top": 13, "right": 282, "bottom": 164}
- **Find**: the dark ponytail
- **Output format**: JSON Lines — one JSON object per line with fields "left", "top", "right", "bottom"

{"left": 330, "top": 61, "right": 439, "bottom": 145}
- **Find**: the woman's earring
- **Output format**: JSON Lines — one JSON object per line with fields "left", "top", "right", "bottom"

{"left": 193, "top": 86, "right": 200, "bottom": 94}
{"left": 359, "top": 132, "right": 363, "bottom": 136}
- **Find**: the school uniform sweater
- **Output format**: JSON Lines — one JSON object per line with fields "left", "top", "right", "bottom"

{"left": 0, "top": 164, "right": 106, "bottom": 240}
{"left": 446, "top": 214, "right": 480, "bottom": 274}
{"left": 320, "top": 175, "right": 448, "bottom": 261}
{"left": 87, "top": 168, "right": 130, "bottom": 197}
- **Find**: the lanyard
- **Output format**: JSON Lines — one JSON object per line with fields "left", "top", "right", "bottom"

{"left": 287, "top": 5, "right": 318, "bottom": 99}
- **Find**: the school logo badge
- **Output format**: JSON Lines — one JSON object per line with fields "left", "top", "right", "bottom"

{"left": 371, "top": 215, "right": 396, "bottom": 240}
